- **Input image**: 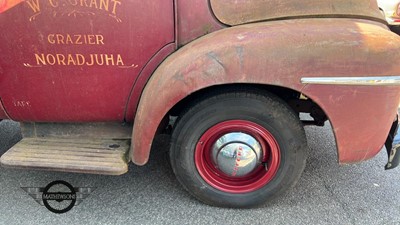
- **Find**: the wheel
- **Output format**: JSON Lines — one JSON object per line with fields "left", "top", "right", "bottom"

{"left": 170, "top": 89, "right": 308, "bottom": 208}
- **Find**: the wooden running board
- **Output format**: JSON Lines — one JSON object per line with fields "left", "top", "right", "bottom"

{"left": 0, "top": 138, "right": 130, "bottom": 175}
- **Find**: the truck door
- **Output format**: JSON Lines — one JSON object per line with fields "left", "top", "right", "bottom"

{"left": 0, "top": 0, "right": 174, "bottom": 121}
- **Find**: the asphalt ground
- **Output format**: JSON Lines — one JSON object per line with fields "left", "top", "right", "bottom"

{"left": 0, "top": 119, "right": 399, "bottom": 225}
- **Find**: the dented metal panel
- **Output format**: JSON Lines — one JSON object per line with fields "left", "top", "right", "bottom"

{"left": 131, "top": 18, "right": 400, "bottom": 165}
{"left": 210, "top": 0, "right": 386, "bottom": 25}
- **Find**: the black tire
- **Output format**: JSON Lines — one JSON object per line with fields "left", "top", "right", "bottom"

{"left": 170, "top": 89, "right": 308, "bottom": 208}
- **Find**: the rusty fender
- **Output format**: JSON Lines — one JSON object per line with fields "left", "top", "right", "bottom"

{"left": 210, "top": 0, "right": 384, "bottom": 26}
{"left": 131, "top": 18, "right": 400, "bottom": 165}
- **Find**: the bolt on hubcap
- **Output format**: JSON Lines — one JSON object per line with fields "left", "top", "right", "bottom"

{"left": 212, "top": 132, "right": 262, "bottom": 177}
{"left": 195, "top": 120, "right": 281, "bottom": 193}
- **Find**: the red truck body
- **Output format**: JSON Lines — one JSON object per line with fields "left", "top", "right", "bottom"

{"left": 1, "top": 0, "right": 400, "bottom": 207}
{"left": 0, "top": 0, "right": 174, "bottom": 121}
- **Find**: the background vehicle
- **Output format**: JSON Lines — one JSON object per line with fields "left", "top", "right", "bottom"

{"left": 378, "top": 0, "right": 400, "bottom": 25}
{"left": 378, "top": 0, "right": 400, "bottom": 33}
{"left": 1, "top": 0, "right": 400, "bottom": 207}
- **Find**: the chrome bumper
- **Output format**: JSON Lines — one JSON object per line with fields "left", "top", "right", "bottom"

{"left": 385, "top": 115, "right": 400, "bottom": 170}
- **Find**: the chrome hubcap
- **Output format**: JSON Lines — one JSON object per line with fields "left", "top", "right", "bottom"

{"left": 211, "top": 132, "right": 262, "bottom": 177}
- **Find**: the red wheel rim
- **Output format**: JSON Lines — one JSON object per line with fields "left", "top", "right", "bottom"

{"left": 195, "top": 120, "right": 280, "bottom": 194}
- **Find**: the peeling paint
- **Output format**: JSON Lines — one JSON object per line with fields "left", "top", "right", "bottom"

{"left": 132, "top": 19, "right": 400, "bottom": 165}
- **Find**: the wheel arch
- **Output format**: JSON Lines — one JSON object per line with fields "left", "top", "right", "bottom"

{"left": 168, "top": 84, "right": 301, "bottom": 117}
{"left": 131, "top": 19, "right": 400, "bottom": 165}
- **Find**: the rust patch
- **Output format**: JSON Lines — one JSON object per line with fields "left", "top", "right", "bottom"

{"left": 131, "top": 19, "right": 400, "bottom": 165}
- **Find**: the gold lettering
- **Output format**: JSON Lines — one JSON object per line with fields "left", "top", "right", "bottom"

{"left": 14, "top": 101, "right": 31, "bottom": 107}
{"left": 80, "top": 0, "right": 89, "bottom": 7}
{"left": 49, "top": 0, "right": 58, "bottom": 7}
{"left": 95, "top": 54, "right": 104, "bottom": 65}
{"left": 116, "top": 54, "right": 123, "bottom": 66}
{"left": 35, "top": 53, "right": 46, "bottom": 65}
{"left": 68, "top": 0, "right": 78, "bottom": 6}
{"left": 26, "top": 0, "right": 123, "bottom": 20}
{"left": 96, "top": 35, "right": 104, "bottom": 45}
{"left": 46, "top": 54, "right": 56, "bottom": 65}
{"left": 26, "top": 0, "right": 41, "bottom": 13}
{"left": 56, "top": 54, "right": 66, "bottom": 65}
{"left": 75, "top": 35, "right": 82, "bottom": 44}
{"left": 76, "top": 54, "right": 85, "bottom": 65}
{"left": 104, "top": 54, "right": 114, "bottom": 65}
{"left": 67, "top": 54, "right": 76, "bottom": 65}
{"left": 87, "top": 35, "right": 95, "bottom": 44}
{"left": 99, "top": 0, "right": 108, "bottom": 11}
{"left": 66, "top": 35, "right": 73, "bottom": 44}
{"left": 89, "top": 0, "right": 98, "bottom": 8}
{"left": 33, "top": 53, "right": 128, "bottom": 67}
{"left": 110, "top": 0, "right": 121, "bottom": 15}
{"left": 56, "top": 34, "right": 64, "bottom": 44}
{"left": 48, "top": 34, "right": 55, "bottom": 44}
{"left": 86, "top": 54, "right": 94, "bottom": 66}
{"left": 46, "top": 34, "right": 106, "bottom": 45}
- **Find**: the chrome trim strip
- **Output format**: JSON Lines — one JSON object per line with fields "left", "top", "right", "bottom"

{"left": 301, "top": 76, "right": 400, "bottom": 85}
